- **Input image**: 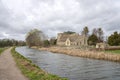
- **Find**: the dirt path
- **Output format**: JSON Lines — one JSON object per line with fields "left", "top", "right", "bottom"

{"left": 0, "top": 48, "right": 28, "bottom": 80}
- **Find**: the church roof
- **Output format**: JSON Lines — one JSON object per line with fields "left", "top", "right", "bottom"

{"left": 58, "top": 33, "right": 84, "bottom": 42}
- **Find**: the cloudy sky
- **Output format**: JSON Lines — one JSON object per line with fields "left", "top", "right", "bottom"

{"left": 0, "top": 0, "right": 120, "bottom": 40}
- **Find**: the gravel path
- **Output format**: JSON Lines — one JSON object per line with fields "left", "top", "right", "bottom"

{"left": 0, "top": 48, "right": 28, "bottom": 80}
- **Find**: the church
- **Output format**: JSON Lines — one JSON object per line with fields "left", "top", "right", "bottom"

{"left": 57, "top": 32, "right": 88, "bottom": 46}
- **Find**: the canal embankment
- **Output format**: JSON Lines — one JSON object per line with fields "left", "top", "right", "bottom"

{"left": 16, "top": 46, "right": 120, "bottom": 80}
{"left": 32, "top": 46, "right": 120, "bottom": 62}
{"left": 11, "top": 47, "right": 67, "bottom": 80}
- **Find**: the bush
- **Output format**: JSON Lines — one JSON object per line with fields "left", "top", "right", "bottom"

{"left": 43, "top": 40, "right": 50, "bottom": 47}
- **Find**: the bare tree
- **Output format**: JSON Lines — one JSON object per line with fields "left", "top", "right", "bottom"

{"left": 92, "top": 28, "right": 104, "bottom": 42}
{"left": 92, "top": 28, "right": 98, "bottom": 36}
{"left": 82, "top": 26, "right": 89, "bottom": 36}
{"left": 26, "top": 29, "right": 47, "bottom": 47}
{"left": 97, "top": 28, "right": 104, "bottom": 42}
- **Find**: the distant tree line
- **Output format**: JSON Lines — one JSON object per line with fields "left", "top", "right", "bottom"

{"left": 82, "top": 26, "right": 120, "bottom": 46}
{"left": 26, "top": 27, "right": 120, "bottom": 47}
{"left": 0, "top": 39, "right": 26, "bottom": 47}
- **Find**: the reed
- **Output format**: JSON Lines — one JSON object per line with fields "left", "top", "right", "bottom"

{"left": 36, "top": 46, "right": 120, "bottom": 62}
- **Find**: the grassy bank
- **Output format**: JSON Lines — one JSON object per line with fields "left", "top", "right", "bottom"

{"left": 11, "top": 47, "right": 67, "bottom": 80}
{"left": 0, "top": 47, "right": 7, "bottom": 55}
{"left": 105, "top": 50, "right": 120, "bottom": 54}
{"left": 36, "top": 46, "right": 120, "bottom": 62}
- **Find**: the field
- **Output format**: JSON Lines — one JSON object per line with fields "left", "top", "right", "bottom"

{"left": 105, "top": 50, "right": 120, "bottom": 54}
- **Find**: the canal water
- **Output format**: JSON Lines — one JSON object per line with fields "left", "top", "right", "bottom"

{"left": 16, "top": 47, "right": 120, "bottom": 80}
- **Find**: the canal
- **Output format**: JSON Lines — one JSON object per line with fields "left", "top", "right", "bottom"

{"left": 16, "top": 47, "right": 120, "bottom": 80}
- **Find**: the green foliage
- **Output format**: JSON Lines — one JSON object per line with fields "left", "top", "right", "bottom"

{"left": 92, "top": 28, "right": 104, "bottom": 42}
{"left": 88, "top": 34, "right": 99, "bottom": 45}
{"left": 49, "top": 38, "right": 57, "bottom": 45}
{"left": 108, "top": 32, "right": 120, "bottom": 46}
{"left": 0, "top": 39, "right": 26, "bottom": 47}
{"left": 63, "top": 31, "right": 75, "bottom": 34}
{"left": 43, "top": 40, "right": 50, "bottom": 47}
{"left": 105, "top": 50, "right": 120, "bottom": 54}
{"left": 97, "top": 28, "right": 104, "bottom": 42}
{"left": 11, "top": 47, "right": 68, "bottom": 80}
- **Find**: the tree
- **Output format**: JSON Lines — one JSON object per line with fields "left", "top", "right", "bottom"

{"left": 97, "top": 28, "right": 104, "bottom": 42}
{"left": 26, "top": 29, "right": 46, "bottom": 47}
{"left": 108, "top": 31, "right": 120, "bottom": 46}
{"left": 0, "top": 39, "right": 26, "bottom": 47}
{"left": 64, "top": 31, "right": 76, "bottom": 34}
{"left": 88, "top": 34, "right": 99, "bottom": 45}
{"left": 92, "top": 28, "right": 98, "bottom": 36}
{"left": 82, "top": 26, "right": 89, "bottom": 36}
{"left": 49, "top": 37, "right": 57, "bottom": 45}
{"left": 43, "top": 40, "right": 50, "bottom": 47}
{"left": 92, "top": 28, "right": 104, "bottom": 42}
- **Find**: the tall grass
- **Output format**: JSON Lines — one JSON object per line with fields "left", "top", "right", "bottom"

{"left": 38, "top": 47, "right": 120, "bottom": 62}
{"left": 11, "top": 47, "right": 68, "bottom": 80}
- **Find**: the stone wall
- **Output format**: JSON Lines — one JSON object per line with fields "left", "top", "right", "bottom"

{"left": 57, "top": 33, "right": 88, "bottom": 47}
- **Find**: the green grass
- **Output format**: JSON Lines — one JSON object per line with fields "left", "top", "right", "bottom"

{"left": 0, "top": 47, "right": 7, "bottom": 55}
{"left": 11, "top": 47, "right": 68, "bottom": 80}
{"left": 105, "top": 50, "right": 120, "bottom": 54}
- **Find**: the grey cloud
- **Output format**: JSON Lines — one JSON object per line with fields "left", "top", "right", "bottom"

{"left": 0, "top": 1, "right": 11, "bottom": 28}
{"left": 0, "top": 0, "right": 120, "bottom": 40}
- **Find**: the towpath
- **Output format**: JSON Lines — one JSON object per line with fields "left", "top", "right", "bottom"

{"left": 0, "top": 48, "right": 28, "bottom": 80}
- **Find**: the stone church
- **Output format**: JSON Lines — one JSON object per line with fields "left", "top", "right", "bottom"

{"left": 57, "top": 33, "right": 88, "bottom": 46}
